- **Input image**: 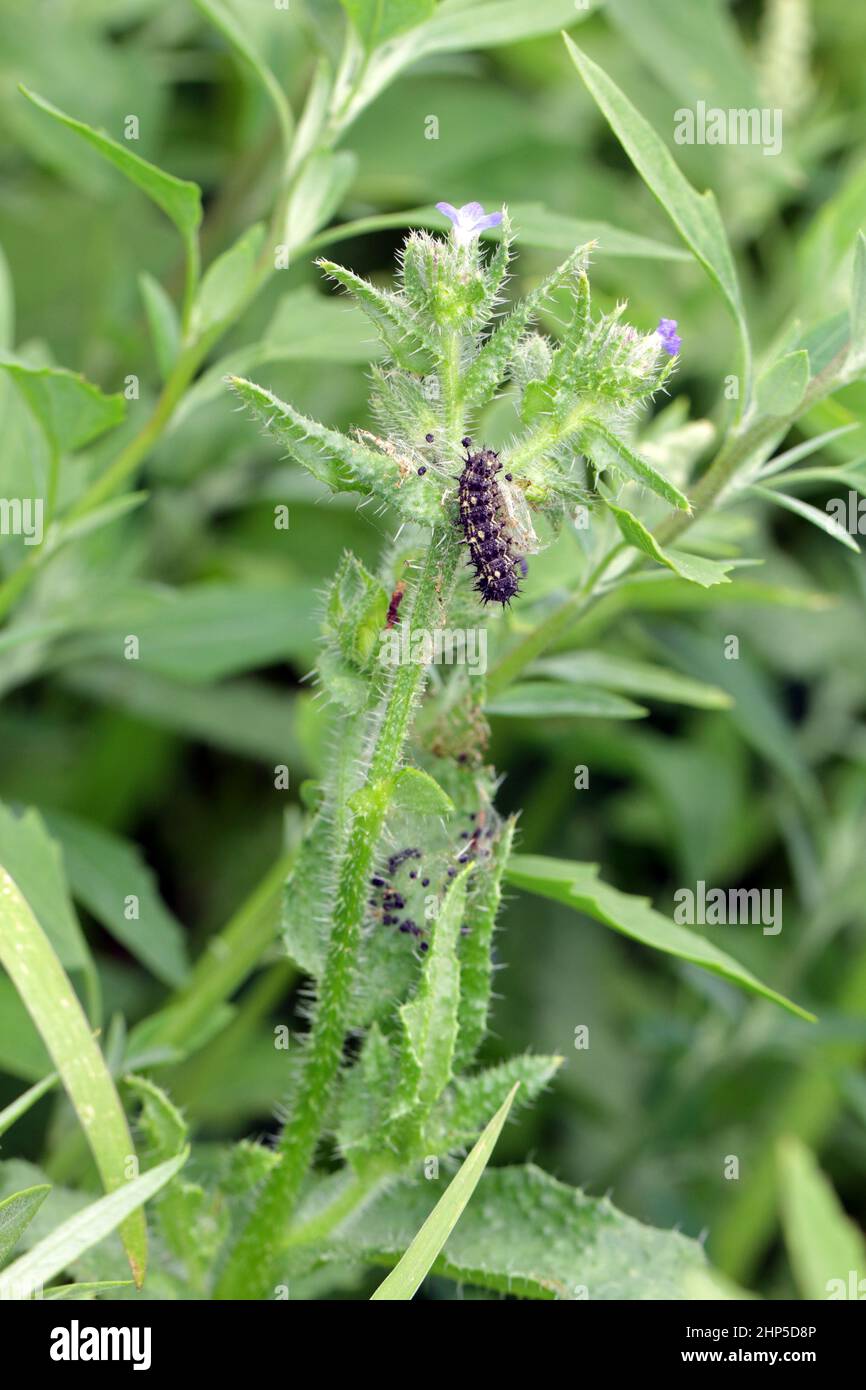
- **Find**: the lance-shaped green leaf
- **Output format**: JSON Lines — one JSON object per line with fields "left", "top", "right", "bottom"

{"left": 390, "top": 865, "right": 472, "bottom": 1147}
{"left": 190, "top": 223, "right": 265, "bottom": 339}
{"left": 453, "top": 817, "right": 515, "bottom": 1067}
{"left": 227, "top": 376, "right": 444, "bottom": 523}
{"left": 19, "top": 86, "right": 202, "bottom": 298}
{"left": 778, "top": 1138, "right": 866, "bottom": 1301}
{"left": 486, "top": 682, "right": 647, "bottom": 720}
{"left": 287, "top": 153, "right": 358, "bottom": 254}
{"left": 138, "top": 273, "right": 180, "bottom": 382}
{"left": 0, "top": 358, "right": 125, "bottom": 454}
{"left": 505, "top": 855, "right": 814, "bottom": 1021}
{"left": 749, "top": 484, "right": 861, "bottom": 553}
{"left": 564, "top": 38, "right": 751, "bottom": 403}
{"left": 0, "top": 1185, "right": 50, "bottom": 1266}
{"left": 0, "top": 865, "right": 147, "bottom": 1284}
{"left": 428, "top": 1054, "right": 562, "bottom": 1149}
{"left": 755, "top": 350, "right": 809, "bottom": 417}
{"left": 461, "top": 243, "right": 590, "bottom": 412}
{"left": 0, "top": 1151, "right": 188, "bottom": 1300}
{"left": 316, "top": 258, "right": 433, "bottom": 364}
{"left": 606, "top": 501, "right": 736, "bottom": 586}
{"left": 531, "top": 651, "right": 732, "bottom": 709}
{"left": 371, "top": 1083, "right": 519, "bottom": 1300}
{"left": 584, "top": 423, "right": 690, "bottom": 511}
{"left": 362, "top": 1162, "right": 707, "bottom": 1300}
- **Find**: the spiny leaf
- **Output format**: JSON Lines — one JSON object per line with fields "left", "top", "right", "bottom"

{"left": 316, "top": 258, "right": 434, "bottom": 365}
{"left": 461, "top": 243, "right": 590, "bottom": 412}
{"left": 336, "top": 1024, "right": 398, "bottom": 1169}
{"left": 360, "top": 1163, "right": 708, "bottom": 1299}
{"left": 428, "top": 1054, "right": 562, "bottom": 1149}
{"left": 454, "top": 817, "right": 515, "bottom": 1067}
{"left": 390, "top": 865, "right": 472, "bottom": 1146}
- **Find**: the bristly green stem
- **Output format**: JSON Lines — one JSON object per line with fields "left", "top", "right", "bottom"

{"left": 215, "top": 527, "right": 462, "bottom": 1299}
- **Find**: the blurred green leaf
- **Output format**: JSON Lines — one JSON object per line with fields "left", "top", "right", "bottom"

{"left": 606, "top": 501, "right": 737, "bottom": 586}
{"left": 849, "top": 231, "right": 866, "bottom": 373}
{"left": 0, "top": 357, "right": 124, "bottom": 453}
{"left": 193, "top": 0, "right": 293, "bottom": 155}
{"left": 190, "top": 223, "right": 264, "bottom": 339}
{"left": 341, "top": 0, "right": 435, "bottom": 49}
{"left": 486, "top": 682, "right": 647, "bottom": 719}
{"left": 755, "top": 351, "right": 809, "bottom": 417}
{"left": 0, "top": 803, "right": 90, "bottom": 974}
{"left": 0, "top": 1072, "right": 58, "bottom": 1138}
{"left": 749, "top": 483, "right": 860, "bottom": 553}
{"left": 43, "top": 809, "right": 191, "bottom": 990}
{"left": 778, "top": 1138, "right": 866, "bottom": 1300}
{"left": 138, "top": 272, "right": 180, "bottom": 382}
{"left": 0, "top": 1184, "right": 50, "bottom": 1266}
{"left": 531, "top": 651, "right": 733, "bottom": 709}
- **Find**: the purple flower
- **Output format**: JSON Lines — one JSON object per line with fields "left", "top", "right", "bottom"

{"left": 656, "top": 317, "right": 682, "bottom": 356}
{"left": 436, "top": 200, "right": 503, "bottom": 247}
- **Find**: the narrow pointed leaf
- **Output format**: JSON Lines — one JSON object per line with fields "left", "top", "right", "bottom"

{"left": 778, "top": 1138, "right": 866, "bottom": 1301}
{"left": 505, "top": 855, "right": 814, "bottom": 1021}
{"left": 0, "top": 1185, "right": 50, "bottom": 1266}
{"left": 564, "top": 38, "right": 750, "bottom": 397}
{"left": 0, "top": 1151, "right": 188, "bottom": 1300}
{"left": 0, "top": 866, "right": 147, "bottom": 1284}
{"left": 370, "top": 1083, "right": 519, "bottom": 1300}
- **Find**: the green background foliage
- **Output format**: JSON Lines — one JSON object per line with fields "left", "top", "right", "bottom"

{"left": 0, "top": 0, "right": 865, "bottom": 1300}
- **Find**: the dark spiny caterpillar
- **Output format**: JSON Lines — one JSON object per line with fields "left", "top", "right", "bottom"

{"left": 456, "top": 437, "right": 521, "bottom": 606}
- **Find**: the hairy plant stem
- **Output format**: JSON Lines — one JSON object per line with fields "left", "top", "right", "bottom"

{"left": 215, "top": 527, "right": 462, "bottom": 1299}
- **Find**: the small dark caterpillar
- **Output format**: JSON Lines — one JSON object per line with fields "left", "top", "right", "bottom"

{"left": 456, "top": 438, "right": 521, "bottom": 606}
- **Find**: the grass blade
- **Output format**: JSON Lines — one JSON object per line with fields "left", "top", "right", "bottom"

{"left": 0, "top": 866, "right": 147, "bottom": 1284}
{"left": 370, "top": 1082, "right": 519, "bottom": 1300}
{"left": 0, "top": 1151, "right": 187, "bottom": 1300}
